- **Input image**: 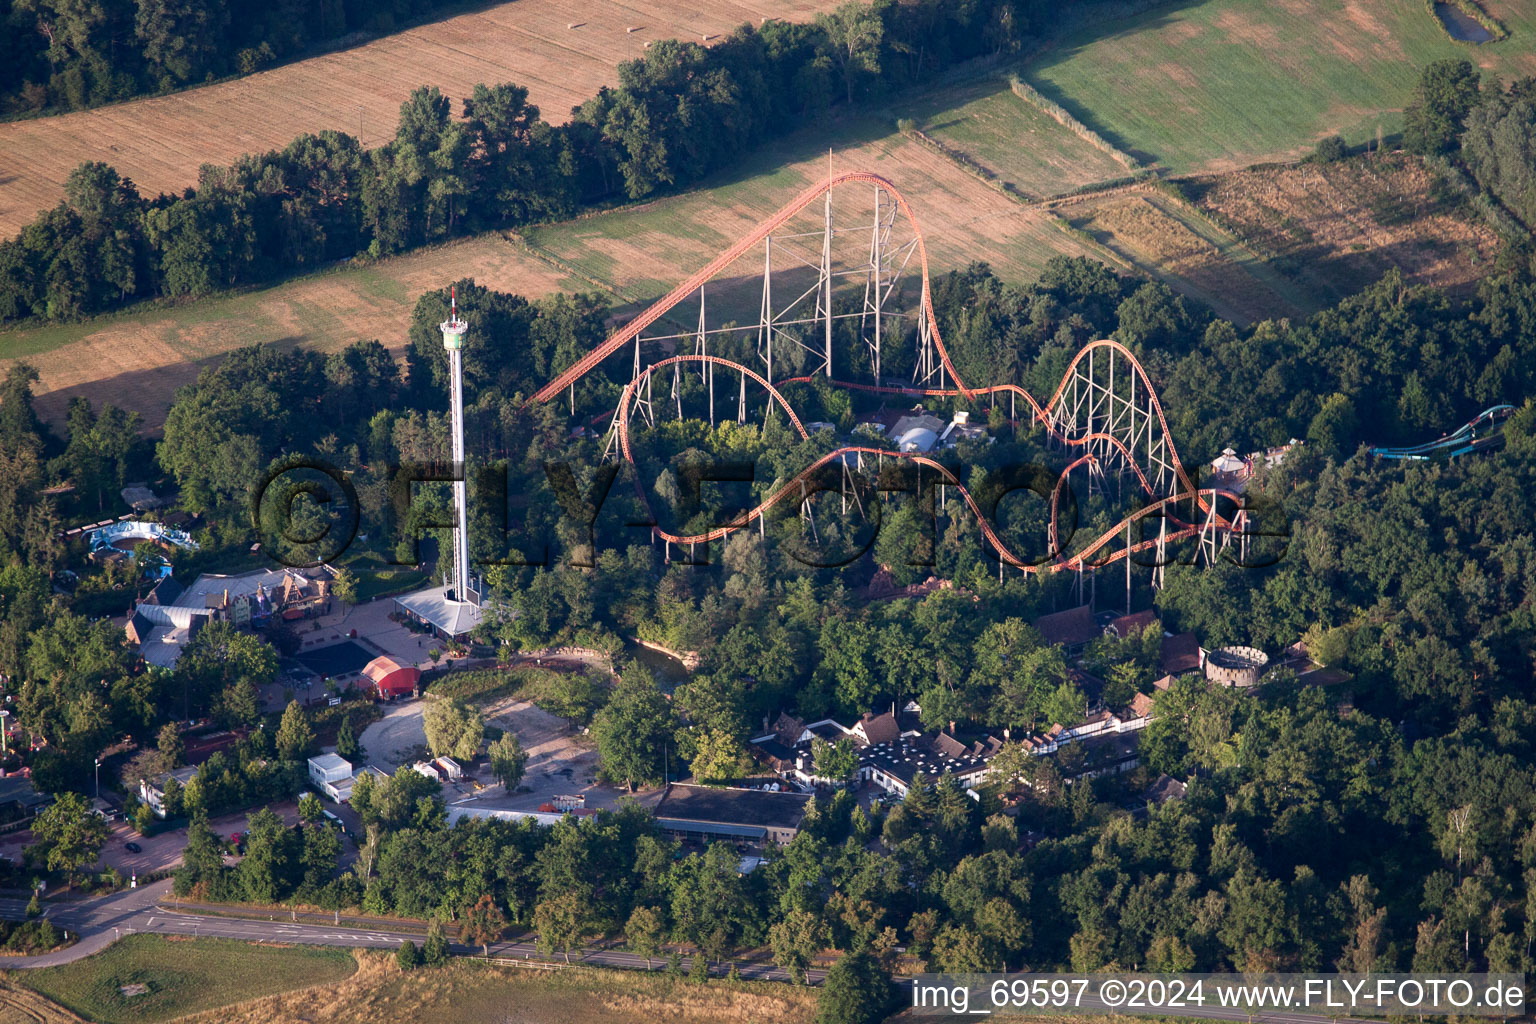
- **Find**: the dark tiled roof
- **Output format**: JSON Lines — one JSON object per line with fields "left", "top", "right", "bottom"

{"left": 655, "top": 784, "right": 811, "bottom": 830}
{"left": 142, "top": 576, "right": 183, "bottom": 607}
{"left": 856, "top": 712, "right": 901, "bottom": 746}
{"left": 749, "top": 738, "right": 797, "bottom": 768}
{"left": 1160, "top": 632, "right": 1201, "bottom": 674}
{"left": 1075, "top": 730, "right": 1141, "bottom": 772}
{"left": 1299, "top": 666, "right": 1354, "bottom": 687}
{"left": 1033, "top": 605, "right": 1099, "bottom": 647}
{"left": 772, "top": 712, "right": 805, "bottom": 745}
{"left": 931, "top": 733, "right": 967, "bottom": 759}
{"left": 0, "top": 775, "right": 47, "bottom": 810}
{"left": 126, "top": 611, "right": 155, "bottom": 645}
{"left": 1068, "top": 668, "right": 1106, "bottom": 706}
{"left": 1107, "top": 609, "right": 1159, "bottom": 638}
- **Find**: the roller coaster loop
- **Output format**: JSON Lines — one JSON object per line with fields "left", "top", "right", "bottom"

{"left": 528, "top": 172, "right": 1252, "bottom": 573}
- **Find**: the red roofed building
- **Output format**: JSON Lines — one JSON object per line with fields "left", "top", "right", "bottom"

{"left": 1106, "top": 609, "right": 1159, "bottom": 639}
{"left": 1032, "top": 604, "right": 1099, "bottom": 653}
{"left": 362, "top": 656, "right": 420, "bottom": 700}
{"left": 1129, "top": 692, "right": 1156, "bottom": 719}
{"left": 1160, "top": 632, "right": 1202, "bottom": 676}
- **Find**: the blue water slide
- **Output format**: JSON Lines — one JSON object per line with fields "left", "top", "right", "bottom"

{"left": 1368, "top": 405, "right": 1515, "bottom": 461}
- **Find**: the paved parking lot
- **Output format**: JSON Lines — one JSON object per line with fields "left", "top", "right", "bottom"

{"left": 0, "top": 802, "right": 300, "bottom": 879}
{"left": 333, "top": 597, "right": 439, "bottom": 667}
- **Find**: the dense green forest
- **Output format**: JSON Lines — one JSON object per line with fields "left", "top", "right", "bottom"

{"left": 8, "top": 58, "right": 1536, "bottom": 1020}
{"left": 0, "top": 0, "right": 1067, "bottom": 323}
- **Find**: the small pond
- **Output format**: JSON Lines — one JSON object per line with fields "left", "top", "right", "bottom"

{"left": 1434, "top": 2, "right": 1494, "bottom": 43}
{"left": 625, "top": 640, "right": 691, "bottom": 693}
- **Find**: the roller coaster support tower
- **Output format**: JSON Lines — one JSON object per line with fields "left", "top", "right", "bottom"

{"left": 537, "top": 171, "right": 1245, "bottom": 587}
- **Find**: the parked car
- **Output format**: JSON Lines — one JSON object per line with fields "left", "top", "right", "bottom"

{"left": 125, "top": 841, "right": 142, "bottom": 853}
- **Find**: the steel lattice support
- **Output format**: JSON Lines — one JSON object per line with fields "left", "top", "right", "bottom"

{"left": 550, "top": 173, "right": 1241, "bottom": 578}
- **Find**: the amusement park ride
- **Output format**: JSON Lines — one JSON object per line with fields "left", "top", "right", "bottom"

{"left": 526, "top": 171, "right": 1263, "bottom": 598}
{"left": 1367, "top": 404, "right": 1515, "bottom": 460}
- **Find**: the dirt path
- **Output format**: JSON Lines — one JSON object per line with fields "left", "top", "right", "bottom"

{"left": 480, "top": 696, "right": 602, "bottom": 801}
{"left": 356, "top": 701, "right": 427, "bottom": 771}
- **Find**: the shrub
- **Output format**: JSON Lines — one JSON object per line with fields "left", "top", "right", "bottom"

{"left": 1312, "top": 136, "right": 1348, "bottom": 163}
{"left": 396, "top": 939, "right": 422, "bottom": 970}
{"left": 423, "top": 919, "right": 450, "bottom": 966}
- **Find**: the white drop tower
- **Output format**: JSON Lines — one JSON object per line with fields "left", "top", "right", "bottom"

{"left": 440, "top": 288, "right": 471, "bottom": 603}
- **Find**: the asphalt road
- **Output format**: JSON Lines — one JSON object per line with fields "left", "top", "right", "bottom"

{"left": 0, "top": 882, "right": 820, "bottom": 983}
{"left": 0, "top": 888, "right": 1389, "bottom": 1024}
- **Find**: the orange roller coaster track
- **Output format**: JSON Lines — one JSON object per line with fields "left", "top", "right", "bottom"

{"left": 529, "top": 172, "right": 1244, "bottom": 573}
{"left": 531, "top": 170, "right": 970, "bottom": 406}
{"left": 613, "top": 354, "right": 1237, "bottom": 572}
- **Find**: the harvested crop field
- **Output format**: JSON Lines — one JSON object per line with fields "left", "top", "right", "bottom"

{"left": 0, "top": 0, "right": 836, "bottom": 237}
{"left": 1065, "top": 192, "right": 1307, "bottom": 324}
{"left": 1, "top": 110, "right": 1100, "bottom": 434}
{"left": 0, "top": 235, "right": 583, "bottom": 430}
{"left": 523, "top": 113, "right": 1100, "bottom": 325}
{"left": 1187, "top": 153, "right": 1503, "bottom": 304}
{"left": 0, "top": 981, "right": 88, "bottom": 1024}
{"left": 1024, "top": 0, "right": 1536, "bottom": 174}
{"left": 174, "top": 950, "right": 819, "bottom": 1024}
{"left": 892, "top": 77, "right": 1130, "bottom": 198}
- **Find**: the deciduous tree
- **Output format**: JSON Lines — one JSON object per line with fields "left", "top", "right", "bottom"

{"left": 487, "top": 732, "right": 528, "bottom": 789}
{"left": 422, "top": 697, "right": 484, "bottom": 761}
{"left": 29, "top": 792, "right": 107, "bottom": 885}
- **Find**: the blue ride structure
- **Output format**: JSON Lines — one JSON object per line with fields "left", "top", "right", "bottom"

{"left": 1368, "top": 404, "right": 1516, "bottom": 460}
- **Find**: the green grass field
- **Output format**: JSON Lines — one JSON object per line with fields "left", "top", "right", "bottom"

{"left": 891, "top": 77, "right": 1130, "bottom": 196}
{"left": 1025, "top": 0, "right": 1536, "bottom": 174}
{"left": 12, "top": 936, "right": 357, "bottom": 1023}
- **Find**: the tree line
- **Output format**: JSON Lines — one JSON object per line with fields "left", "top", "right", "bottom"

{"left": 4, "top": 0, "right": 519, "bottom": 114}
{"left": 1400, "top": 58, "right": 1536, "bottom": 243}
{"left": 0, "top": 0, "right": 1050, "bottom": 323}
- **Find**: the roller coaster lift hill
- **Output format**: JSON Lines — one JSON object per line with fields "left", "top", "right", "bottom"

{"left": 254, "top": 173, "right": 1294, "bottom": 582}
